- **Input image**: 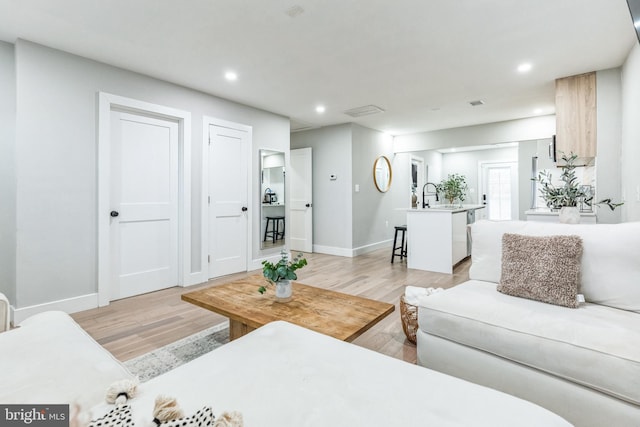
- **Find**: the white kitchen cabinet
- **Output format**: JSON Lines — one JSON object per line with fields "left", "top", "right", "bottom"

{"left": 406, "top": 206, "right": 484, "bottom": 274}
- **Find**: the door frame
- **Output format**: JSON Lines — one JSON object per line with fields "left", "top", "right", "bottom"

{"left": 97, "top": 92, "right": 192, "bottom": 307}
{"left": 289, "top": 147, "right": 313, "bottom": 253}
{"left": 478, "top": 160, "right": 519, "bottom": 220}
{"left": 410, "top": 155, "right": 425, "bottom": 202}
{"left": 202, "top": 116, "right": 253, "bottom": 281}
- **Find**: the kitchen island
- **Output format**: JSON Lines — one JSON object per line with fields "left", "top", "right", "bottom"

{"left": 406, "top": 205, "right": 485, "bottom": 274}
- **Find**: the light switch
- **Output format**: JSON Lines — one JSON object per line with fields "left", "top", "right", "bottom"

{"left": 355, "top": 184, "right": 360, "bottom": 192}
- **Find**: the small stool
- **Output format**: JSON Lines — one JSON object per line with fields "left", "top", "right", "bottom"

{"left": 264, "top": 216, "right": 285, "bottom": 243}
{"left": 391, "top": 225, "right": 407, "bottom": 263}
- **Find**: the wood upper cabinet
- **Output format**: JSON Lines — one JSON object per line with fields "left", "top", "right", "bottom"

{"left": 555, "top": 72, "right": 597, "bottom": 160}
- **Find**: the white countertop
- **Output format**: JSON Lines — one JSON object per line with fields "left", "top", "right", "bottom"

{"left": 407, "top": 204, "right": 485, "bottom": 213}
{"left": 525, "top": 208, "right": 596, "bottom": 217}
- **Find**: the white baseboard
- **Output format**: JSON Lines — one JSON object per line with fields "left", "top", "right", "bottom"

{"left": 352, "top": 239, "right": 393, "bottom": 257}
{"left": 312, "top": 245, "right": 354, "bottom": 257}
{"left": 12, "top": 293, "right": 99, "bottom": 324}
{"left": 313, "top": 240, "right": 392, "bottom": 258}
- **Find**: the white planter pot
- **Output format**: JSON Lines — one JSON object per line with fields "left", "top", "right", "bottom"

{"left": 559, "top": 206, "right": 580, "bottom": 224}
{"left": 275, "top": 280, "right": 292, "bottom": 303}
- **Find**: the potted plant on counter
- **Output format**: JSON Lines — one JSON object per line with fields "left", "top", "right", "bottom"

{"left": 437, "top": 174, "right": 468, "bottom": 207}
{"left": 535, "top": 152, "right": 623, "bottom": 223}
{"left": 259, "top": 249, "right": 307, "bottom": 302}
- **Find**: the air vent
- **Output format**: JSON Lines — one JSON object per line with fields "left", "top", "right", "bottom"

{"left": 469, "top": 100, "right": 485, "bottom": 107}
{"left": 343, "top": 105, "right": 385, "bottom": 118}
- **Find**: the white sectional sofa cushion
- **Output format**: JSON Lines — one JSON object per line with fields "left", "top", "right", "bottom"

{"left": 417, "top": 220, "right": 640, "bottom": 427}
{"left": 419, "top": 280, "right": 640, "bottom": 405}
{"left": 0, "top": 311, "right": 134, "bottom": 406}
{"left": 469, "top": 220, "right": 640, "bottom": 312}
{"left": 91, "top": 320, "right": 571, "bottom": 427}
{"left": 2, "top": 311, "right": 571, "bottom": 426}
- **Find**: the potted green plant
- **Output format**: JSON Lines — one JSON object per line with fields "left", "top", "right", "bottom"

{"left": 535, "top": 152, "right": 623, "bottom": 223}
{"left": 437, "top": 174, "right": 468, "bottom": 207}
{"left": 259, "top": 249, "right": 307, "bottom": 302}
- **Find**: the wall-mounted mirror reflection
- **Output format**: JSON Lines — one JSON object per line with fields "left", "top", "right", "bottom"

{"left": 373, "top": 155, "right": 392, "bottom": 192}
{"left": 260, "top": 149, "right": 285, "bottom": 249}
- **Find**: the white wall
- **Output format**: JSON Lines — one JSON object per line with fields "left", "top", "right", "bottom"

{"left": 290, "top": 124, "right": 353, "bottom": 254}
{"left": 351, "top": 124, "right": 395, "bottom": 250}
{"left": 596, "top": 68, "right": 623, "bottom": 224}
{"left": 393, "top": 115, "right": 556, "bottom": 152}
{"left": 518, "top": 140, "right": 538, "bottom": 219}
{"left": 392, "top": 149, "right": 443, "bottom": 211}
{"left": 621, "top": 43, "right": 640, "bottom": 222}
{"left": 11, "top": 39, "right": 289, "bottom": 310}
{"left": 0, "top": 41, "right": 16, "bottom": 303}
{"left": 440, "top": 147, "right": 518, "bottom": 205}
{"left": 391, "top": 152, "right": 412, "bottom": 212}
{"left": 290, "top": 124, "right": 397, "bottom": 255}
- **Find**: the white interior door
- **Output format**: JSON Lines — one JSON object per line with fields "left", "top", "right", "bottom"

{"left": 109, "top": 111, "right": 179, "bottom": 300}
{"left": 480, "top": 162, "right": 518, "bottom": 220}
{"left": 209, "top": 124, "right": 249, "bottom": 278}
{"left": 290, "top": 148, "right": 313, "bottom": 252}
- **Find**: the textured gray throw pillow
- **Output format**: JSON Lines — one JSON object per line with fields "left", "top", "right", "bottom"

{"left": 498, "top": 233, "right": 583, "bottom": 308}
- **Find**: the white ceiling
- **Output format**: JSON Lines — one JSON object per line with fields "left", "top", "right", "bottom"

{"left": 0, "top": 0, "right": 636, "bottom": 135}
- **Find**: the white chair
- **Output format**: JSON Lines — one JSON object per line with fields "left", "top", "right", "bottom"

{"left": 0, "top": 292, "right": 10, "bottom": 332}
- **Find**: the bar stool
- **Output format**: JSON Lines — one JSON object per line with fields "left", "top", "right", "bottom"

{"left": 391, "top": 225, "right": 407, "bottom": 263}
{"left": 264, "top": 216, "right": 285, "bottom": 243}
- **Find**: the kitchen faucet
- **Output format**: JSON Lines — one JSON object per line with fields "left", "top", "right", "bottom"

{"left": 422, "top": 182, "right": 439, "bottom": 208}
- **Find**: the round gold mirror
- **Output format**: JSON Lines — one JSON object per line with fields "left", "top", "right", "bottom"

{"left": 373, "top": 156, "right": 392, "bottom": 192}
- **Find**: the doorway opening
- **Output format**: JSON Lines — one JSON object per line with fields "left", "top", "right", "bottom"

{"left": 479, "top": 161, "right": 518, "bottom": 220}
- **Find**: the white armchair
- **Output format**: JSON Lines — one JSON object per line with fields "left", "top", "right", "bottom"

{"left": 0, "top": 292, "right": 10, "bottom": 332}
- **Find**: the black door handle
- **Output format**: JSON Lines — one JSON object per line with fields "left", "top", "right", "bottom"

{"left": 305, "top": 203, "right": 311, "bottom": 207}
{"left": 110, "top": 211, "right": 119, "bottom": 217}
{"left": 241, "top": 207, "right": 248, "bottom": 212}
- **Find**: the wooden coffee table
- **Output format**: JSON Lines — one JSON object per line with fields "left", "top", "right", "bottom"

{"left": 181, "top": 275, "right": 395, "bottom": 342}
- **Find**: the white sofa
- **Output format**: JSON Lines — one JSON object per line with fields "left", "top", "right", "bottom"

{"left": 416, "top": 220, "right": 640, "bottom": 427}
{"left": 1, "top": 311, "right": 571, "bottom": 426}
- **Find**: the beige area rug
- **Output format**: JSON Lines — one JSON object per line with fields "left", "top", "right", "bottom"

{"left": 124, "top": 322, "right": 229, "bottom": 382}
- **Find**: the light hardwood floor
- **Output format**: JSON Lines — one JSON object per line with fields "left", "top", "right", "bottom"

{"left": 72, "top": 249, "right": 471, "bottom": 364}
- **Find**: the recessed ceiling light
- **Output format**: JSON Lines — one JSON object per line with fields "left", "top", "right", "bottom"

{"left": 315, "top": 105, "right": 326, "bottom": 114}
{"left": 517, "top": 63, "right": 532, "bottom": 73}
{"left": 225, "top": 71, "right": 238, "bottom": 81}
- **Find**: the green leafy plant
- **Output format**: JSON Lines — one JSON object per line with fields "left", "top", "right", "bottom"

{"left": 437, "top": 174, "right": 468, "bottom": 206}
{"left": 258, "top": 250, "right": 308, "bottom": 294}
{"left": 535, "top": 152, "right": 623, "bottom": 211}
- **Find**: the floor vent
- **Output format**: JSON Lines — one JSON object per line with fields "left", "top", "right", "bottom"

{"left": 343, "top": 105, "right": 385, "bottom": 117}
{"left": 469, "top": 100, "right": 485, "bottom": 107}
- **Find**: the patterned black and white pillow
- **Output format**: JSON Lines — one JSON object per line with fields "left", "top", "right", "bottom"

{"left": 89, "top": 405, "right": 133, "bottom": 427}
{"left": 154, "top": 406, "right": 215, "bottom": 427}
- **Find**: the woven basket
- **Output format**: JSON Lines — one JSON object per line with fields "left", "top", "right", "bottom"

{"left": 399, "top": 295, "right": 418, "bottom": 344}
